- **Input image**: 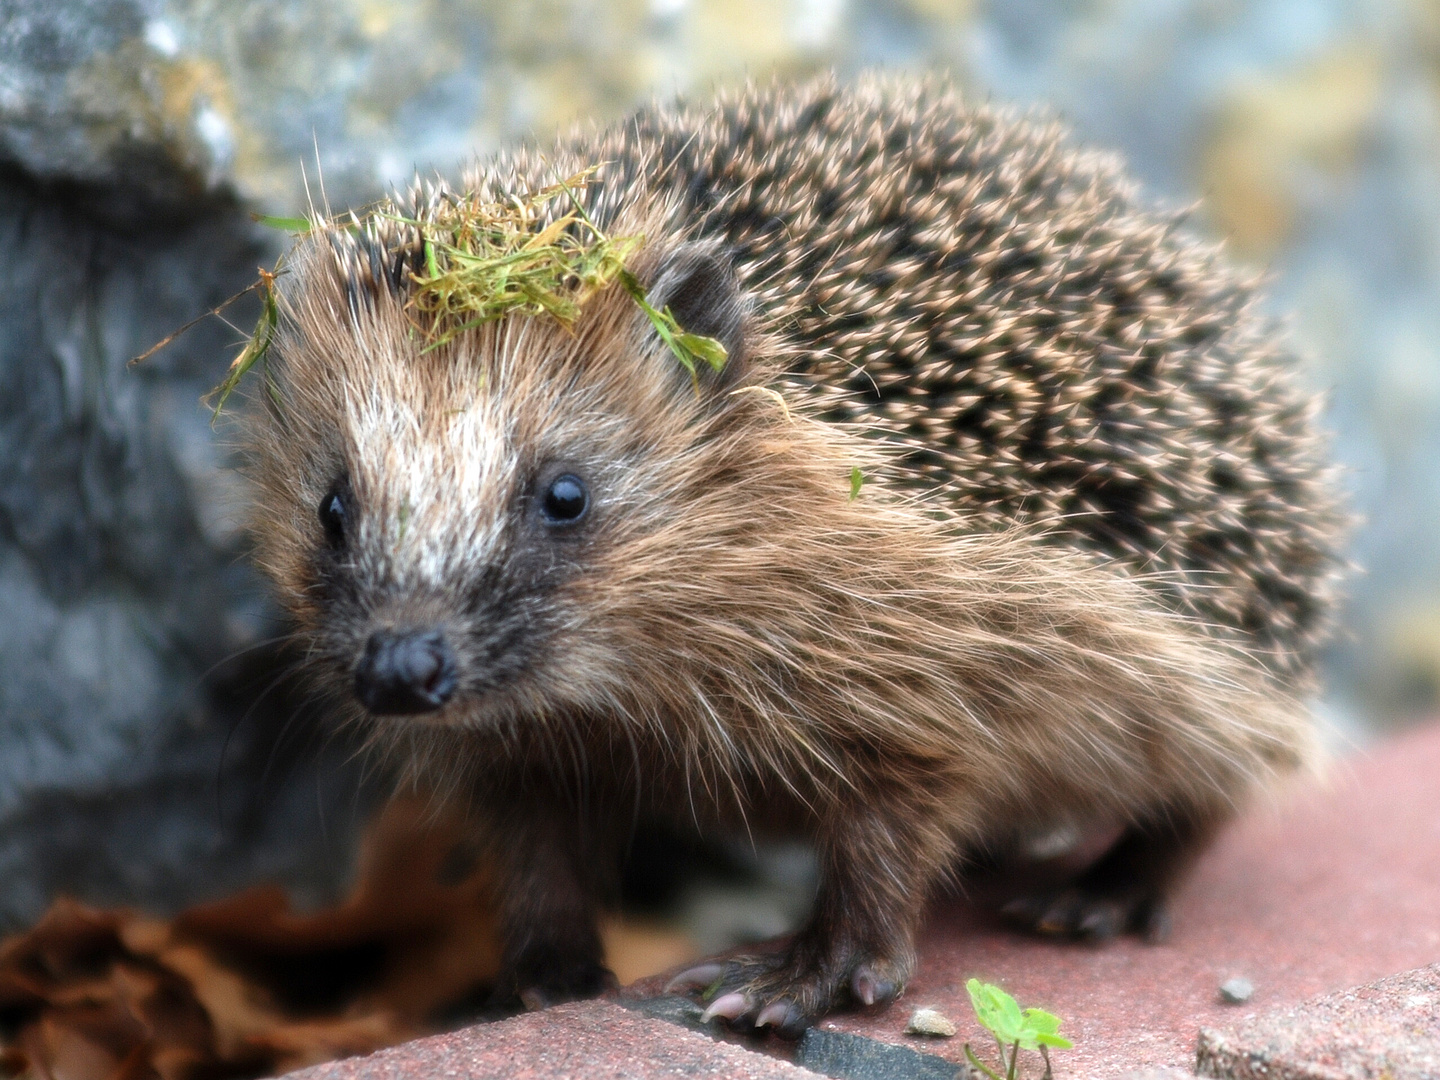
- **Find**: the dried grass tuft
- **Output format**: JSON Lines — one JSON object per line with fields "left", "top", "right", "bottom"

{"left": 197, "top": 169, "right": 726, "bottom": 420}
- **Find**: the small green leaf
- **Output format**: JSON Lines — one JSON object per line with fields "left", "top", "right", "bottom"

{"left": 967, "top": 979, "right": 1025, "bottom": 1044}
{"left": 702, "top": 973, "right": 726, "bottom": 1002}
{"left": 1023, "top": 1008, "right": 1073, "bottom": 1049}
{"left": 966, "top": 979, "right": 1072, "bottom": 1052}
{"left": 252, "top": 213, "right": 312, "bottom": 233}
{"left": 675, "top": 330, "right": 728, "bottom": 373}
{"left": 849, "top": 466, "right": 865, "bottom": 501}
{"left": 618, "top": 268, "right": 728, "bottom": 380}
{"left": 1021, "top": 1009, "right": 1059, "bottom": 1034}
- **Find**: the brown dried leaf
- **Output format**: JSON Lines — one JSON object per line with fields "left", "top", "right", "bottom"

{"left": 0, "top": 797, "right": 698, "bottom": 1080}
{"left": 0, "top": 799, "right": 500, "bottom": 1080}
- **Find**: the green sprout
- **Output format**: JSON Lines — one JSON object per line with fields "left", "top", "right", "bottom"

{"left": 964, "top": 979, "right": 1072, "bottom": 1080}
{"left": 550, "top": 170, "right": 726, "bottom": 384}
{"left": 849, "top": 466, "right": 866, "bottom": 501}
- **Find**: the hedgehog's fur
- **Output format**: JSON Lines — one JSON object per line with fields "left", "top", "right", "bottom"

{"left": 242, "top": 74, "right": 1344, "bottom": 1032}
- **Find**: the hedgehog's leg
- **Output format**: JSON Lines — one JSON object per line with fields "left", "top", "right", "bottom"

{"left": 487, "top": 795, "right": 618, "bottom": 1010}
{"left": 668, "top": 801, "right": 943, "bottom": 1036}
{"left": 1000, "top": 804, "right": 1223, "bottom": 942}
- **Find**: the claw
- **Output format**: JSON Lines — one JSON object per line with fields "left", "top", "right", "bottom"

{"left": 701, "top": 991, "right": 752, "bottom": 1023}
{"left": 850, "top": 964, "right": 896, "bottom": 1008}
{"left": 1037, "top": 892, "right": 1082, "bottom": 934}
{"left": 1001, "top": 895, "right": 1044, "bottom": 924}
{"left": 1077, "top": 900, "right": 1123, "bottom": 939}
{"left": 665, "top": 963, "right": 726, "bottom": 995}
{"left": 755, "top": 1000, "right": 797, "bottom": 1029}
{"left": 1139, "top": 901, "right": 1172, "bottom": 944}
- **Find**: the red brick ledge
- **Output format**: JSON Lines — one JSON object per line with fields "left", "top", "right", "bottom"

{"left": 1197, "top": 963, "right": 1440, "bottom": 1080}
{"left": 284, "top": 998, "right": 821, "bottom": 1080}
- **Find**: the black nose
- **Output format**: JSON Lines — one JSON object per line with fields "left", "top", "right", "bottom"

{"left": 354, "top": 629, "right": 458, "bottom": 715}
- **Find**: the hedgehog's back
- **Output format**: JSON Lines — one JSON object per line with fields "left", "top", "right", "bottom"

{"left": 505, "top": 74, "right": 1344, "bottom": 686}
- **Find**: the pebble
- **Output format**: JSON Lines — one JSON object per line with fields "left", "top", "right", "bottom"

{"left": 1219, "top": 976, "right": 1255, "bottom": 1004}
{"left": 906, "top": 1007, "right": 958, "bottom": 1037}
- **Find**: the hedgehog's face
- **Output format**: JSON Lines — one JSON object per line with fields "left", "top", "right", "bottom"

{"left": 251, "top": 239, "right": 756, "bottom": 733}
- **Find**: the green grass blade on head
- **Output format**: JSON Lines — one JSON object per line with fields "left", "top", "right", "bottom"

{"left": 208, "top": 268, "right": 280, "bottom": 423}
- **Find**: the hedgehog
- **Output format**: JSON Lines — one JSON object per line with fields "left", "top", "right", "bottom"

{"left": 238, "top": 74, "right": 1345, "bottom": 1034}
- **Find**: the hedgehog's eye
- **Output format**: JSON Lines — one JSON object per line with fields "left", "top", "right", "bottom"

{"left": 318, "top": 486, "right": 348, "bottom": 548}
{"left": 541, "top": 474, "right": 589, "bottom": 526}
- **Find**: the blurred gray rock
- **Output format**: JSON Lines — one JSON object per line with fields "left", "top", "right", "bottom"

{"left": 0, "top": 0, "right": 372, "bottom": 927}
{"left": 0, "top": 0, "right": 226, "bottom": 216}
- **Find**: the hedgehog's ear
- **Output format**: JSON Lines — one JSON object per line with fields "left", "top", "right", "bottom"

{"left": 643, "top": 243, "right": 750, "bottom": 392}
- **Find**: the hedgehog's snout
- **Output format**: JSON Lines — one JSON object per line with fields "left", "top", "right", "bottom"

{"left": 353, "top": 628, "right": 459, "bottom": 716}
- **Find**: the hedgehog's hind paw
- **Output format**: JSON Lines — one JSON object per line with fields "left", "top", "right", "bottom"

{"left": 666, "top": 948, "right": 905, "bottom": 1037}
{"left": 1000, "top": 885, "right": 1171, "bottom": 942}
{"left": 999, "top": 816, "right": 1208, "bottom": 944}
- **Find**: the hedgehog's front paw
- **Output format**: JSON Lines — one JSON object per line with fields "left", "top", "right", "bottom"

{"left": 665, "top": 945, "right": 909, "bottom": 1037}
{"left": 497, "top": 945, "right": 618, "bottom": 1011}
